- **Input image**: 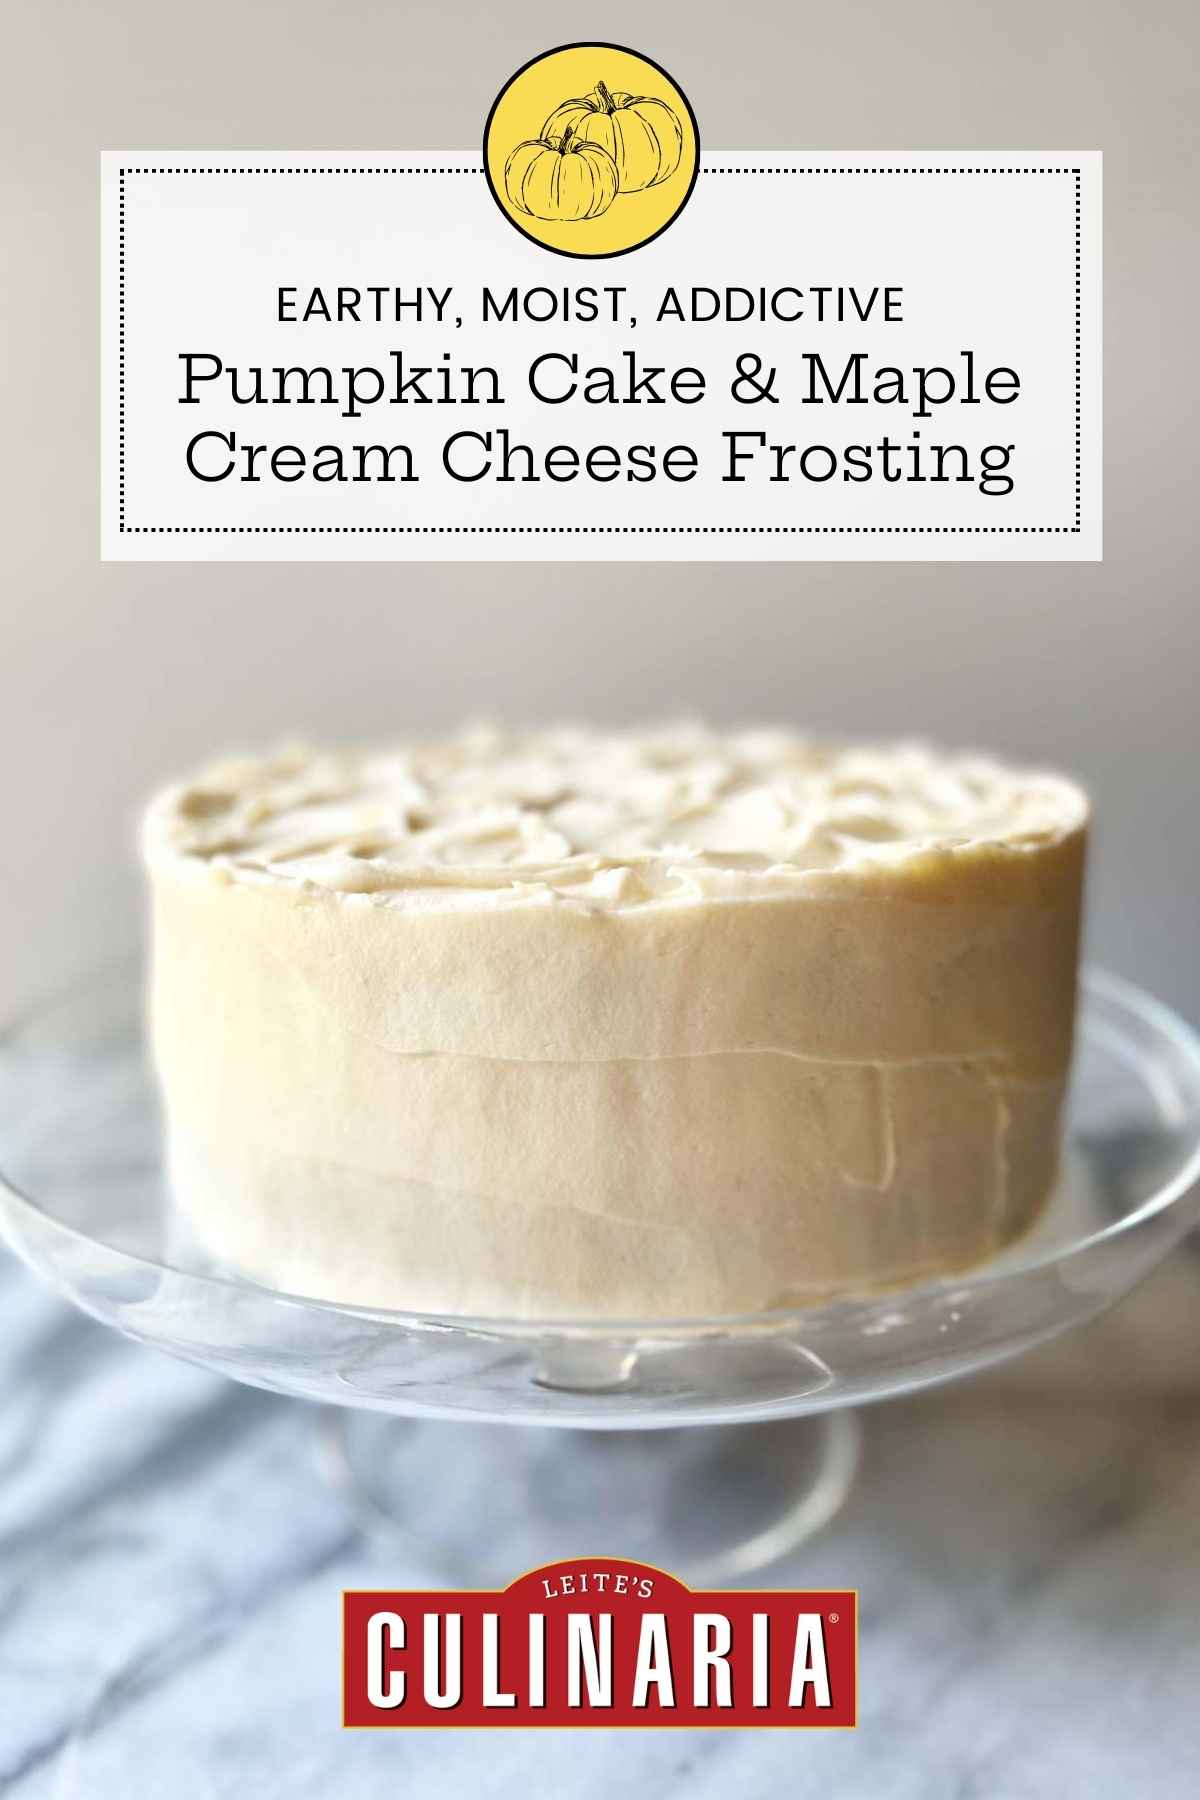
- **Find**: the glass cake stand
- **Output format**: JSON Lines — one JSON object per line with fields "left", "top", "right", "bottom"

{"left": 2, "top": 965, "right": 1199, "bottom": 1583}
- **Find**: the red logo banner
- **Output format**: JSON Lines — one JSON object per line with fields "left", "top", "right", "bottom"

{"left": 344, "top": 1559, "right": 856, "bottom": 1728}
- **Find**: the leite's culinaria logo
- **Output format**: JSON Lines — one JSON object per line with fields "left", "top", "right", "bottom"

{"left": 344, "top": 1560, "right": 857, "bottom": 1728}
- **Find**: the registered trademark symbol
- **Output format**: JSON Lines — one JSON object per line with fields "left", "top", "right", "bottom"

{"left": 828, "top": 1613, "right": 839, "bottom": 1624}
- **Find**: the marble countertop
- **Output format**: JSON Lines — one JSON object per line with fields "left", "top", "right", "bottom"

{"left": 2, "top": 1237, "right": 1199, "bottom": 1796}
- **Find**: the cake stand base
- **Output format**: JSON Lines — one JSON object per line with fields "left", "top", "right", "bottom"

{"left": 316, "top": 1408, "right": 862, "bottom": 1586}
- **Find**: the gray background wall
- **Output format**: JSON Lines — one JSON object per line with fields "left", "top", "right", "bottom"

{"left": 2, "top": 0, "right": 1197, "bottom": 1019}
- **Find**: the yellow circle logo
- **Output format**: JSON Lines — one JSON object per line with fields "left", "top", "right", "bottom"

{"left": 484, "top": 43, "right": 699, "bottom": 258}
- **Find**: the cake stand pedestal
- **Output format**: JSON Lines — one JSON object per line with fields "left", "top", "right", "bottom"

{"left": 2, "top": 967, "right": 1198, "bottom": 1583}
{"left": 318, "top": 1410, "right": 862, "bottom": 1584}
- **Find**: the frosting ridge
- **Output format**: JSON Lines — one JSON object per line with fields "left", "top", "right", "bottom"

{"left": 146, "top": 723, "right": 1088, "bottom": 911}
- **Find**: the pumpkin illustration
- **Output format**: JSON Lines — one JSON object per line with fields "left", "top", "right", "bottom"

{"left": 503, "top": 125, "right": 619, "bottom": 222}
{"left": 542, "top": 80, "right": 684, "bottom": 193}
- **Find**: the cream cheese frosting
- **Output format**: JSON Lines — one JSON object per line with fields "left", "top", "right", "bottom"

{"left": 149, "top": 725, "right": 1087, "bottom": 905}
{"left": 144, "top": 726, "right": 1088, "bottom": 1319}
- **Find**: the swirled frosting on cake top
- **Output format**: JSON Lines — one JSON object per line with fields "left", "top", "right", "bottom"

{"left": 144, "top": 725, "right": 1089, "bottom": 911}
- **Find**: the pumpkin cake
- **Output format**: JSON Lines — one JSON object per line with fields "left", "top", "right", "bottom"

{"left": 143, "top": 726, "right": 1088, "bottom": 1320}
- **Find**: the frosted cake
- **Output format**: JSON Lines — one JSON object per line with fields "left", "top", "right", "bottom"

{"left": 143, "top": 726, "right": 1087, "bottom": 1318}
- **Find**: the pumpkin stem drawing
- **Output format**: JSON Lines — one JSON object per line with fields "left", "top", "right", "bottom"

{"left": 503, "top": 125, "right": 619, "bottom": 222}
{"left": 542, "top": 80, "right": 685, "bottom": 193}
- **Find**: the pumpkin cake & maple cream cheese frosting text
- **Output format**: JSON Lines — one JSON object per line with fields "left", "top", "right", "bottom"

{"left": 143, "top": 725, "right": 1088, "bottom": 1320}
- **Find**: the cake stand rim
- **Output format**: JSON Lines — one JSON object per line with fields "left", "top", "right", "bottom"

{"left": 0, "top": 962, "right": 1199, "bottom": 1346}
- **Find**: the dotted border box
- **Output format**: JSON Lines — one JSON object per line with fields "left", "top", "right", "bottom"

{"left": 117, "top": 165, "right": 1083, "bottom": 535}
